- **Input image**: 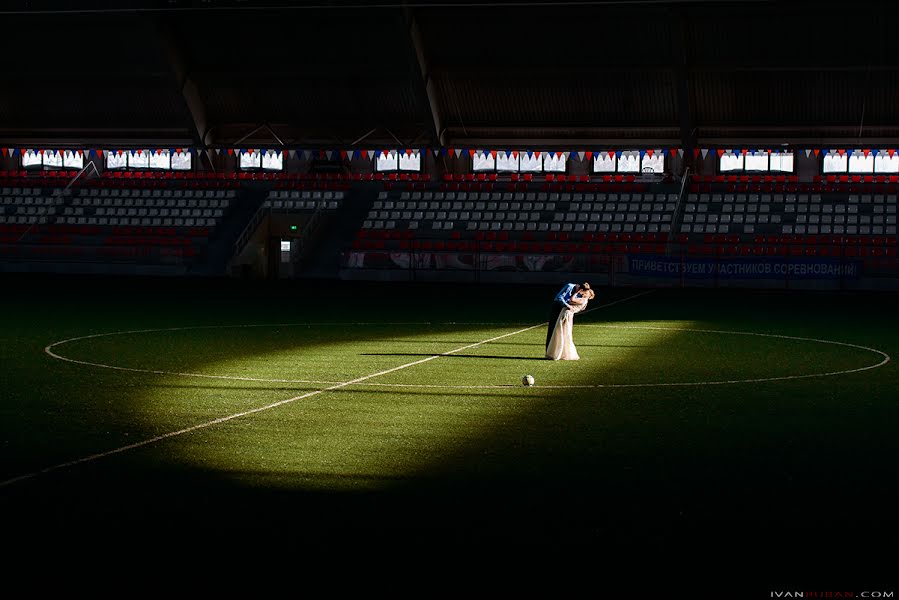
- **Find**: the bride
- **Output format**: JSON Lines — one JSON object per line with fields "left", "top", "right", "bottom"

{"left": 545, "top": 288, "right": 595, "bottom": 360}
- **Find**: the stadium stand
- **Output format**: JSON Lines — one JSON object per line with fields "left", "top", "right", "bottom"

{"left": 0, "top": 175, "right": 239, "bottom": 272}
{"left": 360, "top": 185, "right": 678, "bottom": 237}
{"left": 263, "top": 188, "right": 346, "bottom": 213}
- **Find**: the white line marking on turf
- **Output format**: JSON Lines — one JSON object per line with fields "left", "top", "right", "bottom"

{"left": 42, "top": 291, "right": 656, "bottom": 385}
{"left": 41, "top": 289, "right": 890, "bottom": 391}
{"left": 4, "top": 290, "right": 654, "bottom": 488}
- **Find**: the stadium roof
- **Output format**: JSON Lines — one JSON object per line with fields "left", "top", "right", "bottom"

{"left": 2, "top": 0, "right": 899, "bottom": 151}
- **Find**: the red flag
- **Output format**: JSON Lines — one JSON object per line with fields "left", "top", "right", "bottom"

{"left": 888, "top": 149, "right": 896, "bottom": 158}
{"left": 863, "top": 149, "right": 871, "bottom": 157}
{"left": 340, "top": 150, "right": 347, "bottom": 159}
{"left": 693, "top": 148, "right": 701, "bottom": 159}
{"left": 490, "top": 150, "right": 497, "bottom": 158}
{"left": 608, "top": 151, "right": 615, "bottom": 158}
{"left": 585, "top": 151, "right": 593, "bottom": 160}
{"left": 837, "top": 149, "right": 846, "bottom": 156}
{"left": 512, "top": 151, "right": 519, "bottom": 158}
{"left": 741, "top": 148, "right": 748, "bottom": 155}
{"left": 717, "top": 149, "right": 726, "bottom": 157}
{"left": 813, "top": 149, "right": 820, "bottom": 157}
{"left": 669, "top": 148, "right": 677, "bottom": 157}
{"left": 469, "top": 149, "right": 476, "bottom": 158}
{"left": 1, "top": 148, "right": 6, "bottom": 157}
{"left": 646, "top": 149, "right": 654, "bottom": 158}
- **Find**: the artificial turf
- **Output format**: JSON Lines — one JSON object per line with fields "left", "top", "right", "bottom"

{"left": 1, "top": 276, "right": 897, "bottom": 590}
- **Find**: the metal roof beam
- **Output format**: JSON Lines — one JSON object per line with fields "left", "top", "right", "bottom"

{"left": 405, "top": 8, "right": 445, "bottom": 146}
{"left": 151, "top": 17, "right": 214, "bottom": 168}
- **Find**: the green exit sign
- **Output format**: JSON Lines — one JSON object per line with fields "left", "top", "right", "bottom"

{"left": 290, "top": 225, "right": 297, "bottom": 230}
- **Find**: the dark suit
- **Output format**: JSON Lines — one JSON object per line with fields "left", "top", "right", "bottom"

{"left": 546, "top": 283, "right": 577, "bottom": 350}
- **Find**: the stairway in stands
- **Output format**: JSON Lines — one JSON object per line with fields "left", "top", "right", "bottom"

{"left": 198, "top": 184, "right": 269, "bottom": 275}
{"left": 298, "top": 183, "right": 379, "bottom": 278}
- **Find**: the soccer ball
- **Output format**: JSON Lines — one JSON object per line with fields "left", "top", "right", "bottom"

{"left": 522, "top": 375, "right": 535, "bottom": 387}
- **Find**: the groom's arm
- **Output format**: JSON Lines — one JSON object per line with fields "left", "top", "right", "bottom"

{"left": 557, "top": 283, "right": 576, "bottom": 309}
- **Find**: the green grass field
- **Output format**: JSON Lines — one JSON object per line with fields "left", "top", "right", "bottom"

{"left": 1, "top": 277, "right": 897, "bottom": 589}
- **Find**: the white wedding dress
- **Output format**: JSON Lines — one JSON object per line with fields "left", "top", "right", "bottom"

{"left": 545, "top": 300, "right": 587, "bottom": 360}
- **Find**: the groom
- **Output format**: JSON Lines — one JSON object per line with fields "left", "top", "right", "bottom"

{"left": 546, "top": 281, "right": 591, "bottom": 350}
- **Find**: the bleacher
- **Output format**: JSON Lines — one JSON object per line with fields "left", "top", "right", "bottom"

{"left": 361, "top": 186, "right": 678, "bottom": 237}
{"left": 682, "top": 189, "right": 897, "bottom": 238}
{"left": 0, "top": 179, "right": 238, "bottom": 268}
{"left": 263, "top": 188, "right": 346, "bottom": 212}
{"left": 671, "top": 176, "right": 898, "bottom": 268}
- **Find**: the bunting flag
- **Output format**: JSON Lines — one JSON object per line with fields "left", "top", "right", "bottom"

{"left": 512, "top": 151, "right": 519, "bottom": 158}
{"left": 339, "top": 150, "right": 347, "bottom": 160}
{"left": 576, "top": 151, "right": 585, "bottom": 161}
{"left": 813, "top": 149, "right": 820, "bottom": 157}
{"left": 1, "top": 148, "right": 7, "bottom": 157}
{"left": 837, "top": 149, "right": 846, "bottom": 156}
{"left": 701, "top": 148, "right": 709, "bottom": 159}
{"left": 645, "top": 149, "right": 654, "bottom": 158}
{"left": 468, "top": 149, "right": 476, "bottom": 158}
{"left": 717, "top": 149, "right": 726, "bottom": 157}
{"left": 669, "top": 148, "right": 677, "bottom": 158}
{"left": 433, "top": 149, "right": 440, "bottom": 158}
{"left": 677, "top": 148, "right": 684, "bottom": 158}
{"left": 453, "top": 148, "right": 461, "bottom": 158}
{"left": 888, "top": 149, "right": 896, "bottom": 158}
{"left": 227, "top": 148, "right": 234, "bottom": 156}
{"left": 804, "top": 149, "right": 811, "bottom": 158}
{"left": 862, "top": 149, "right": 871, "bottom": 157}
{"left": 489, "top": 150, "right": 497, "bottom": 158}
{"left": 693, "top": 148, "right": 701, "bottom": 159}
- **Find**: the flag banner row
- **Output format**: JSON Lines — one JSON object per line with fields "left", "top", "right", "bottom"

{"left": 8, "top": 147, "right": 898, "bottom": 162}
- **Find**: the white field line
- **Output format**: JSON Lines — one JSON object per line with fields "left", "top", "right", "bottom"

{"left": 3, "top": 290, "right": 655, "bottom": 488}
{"left": 42, "top": 291, "right": 656, "bottom": 385}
